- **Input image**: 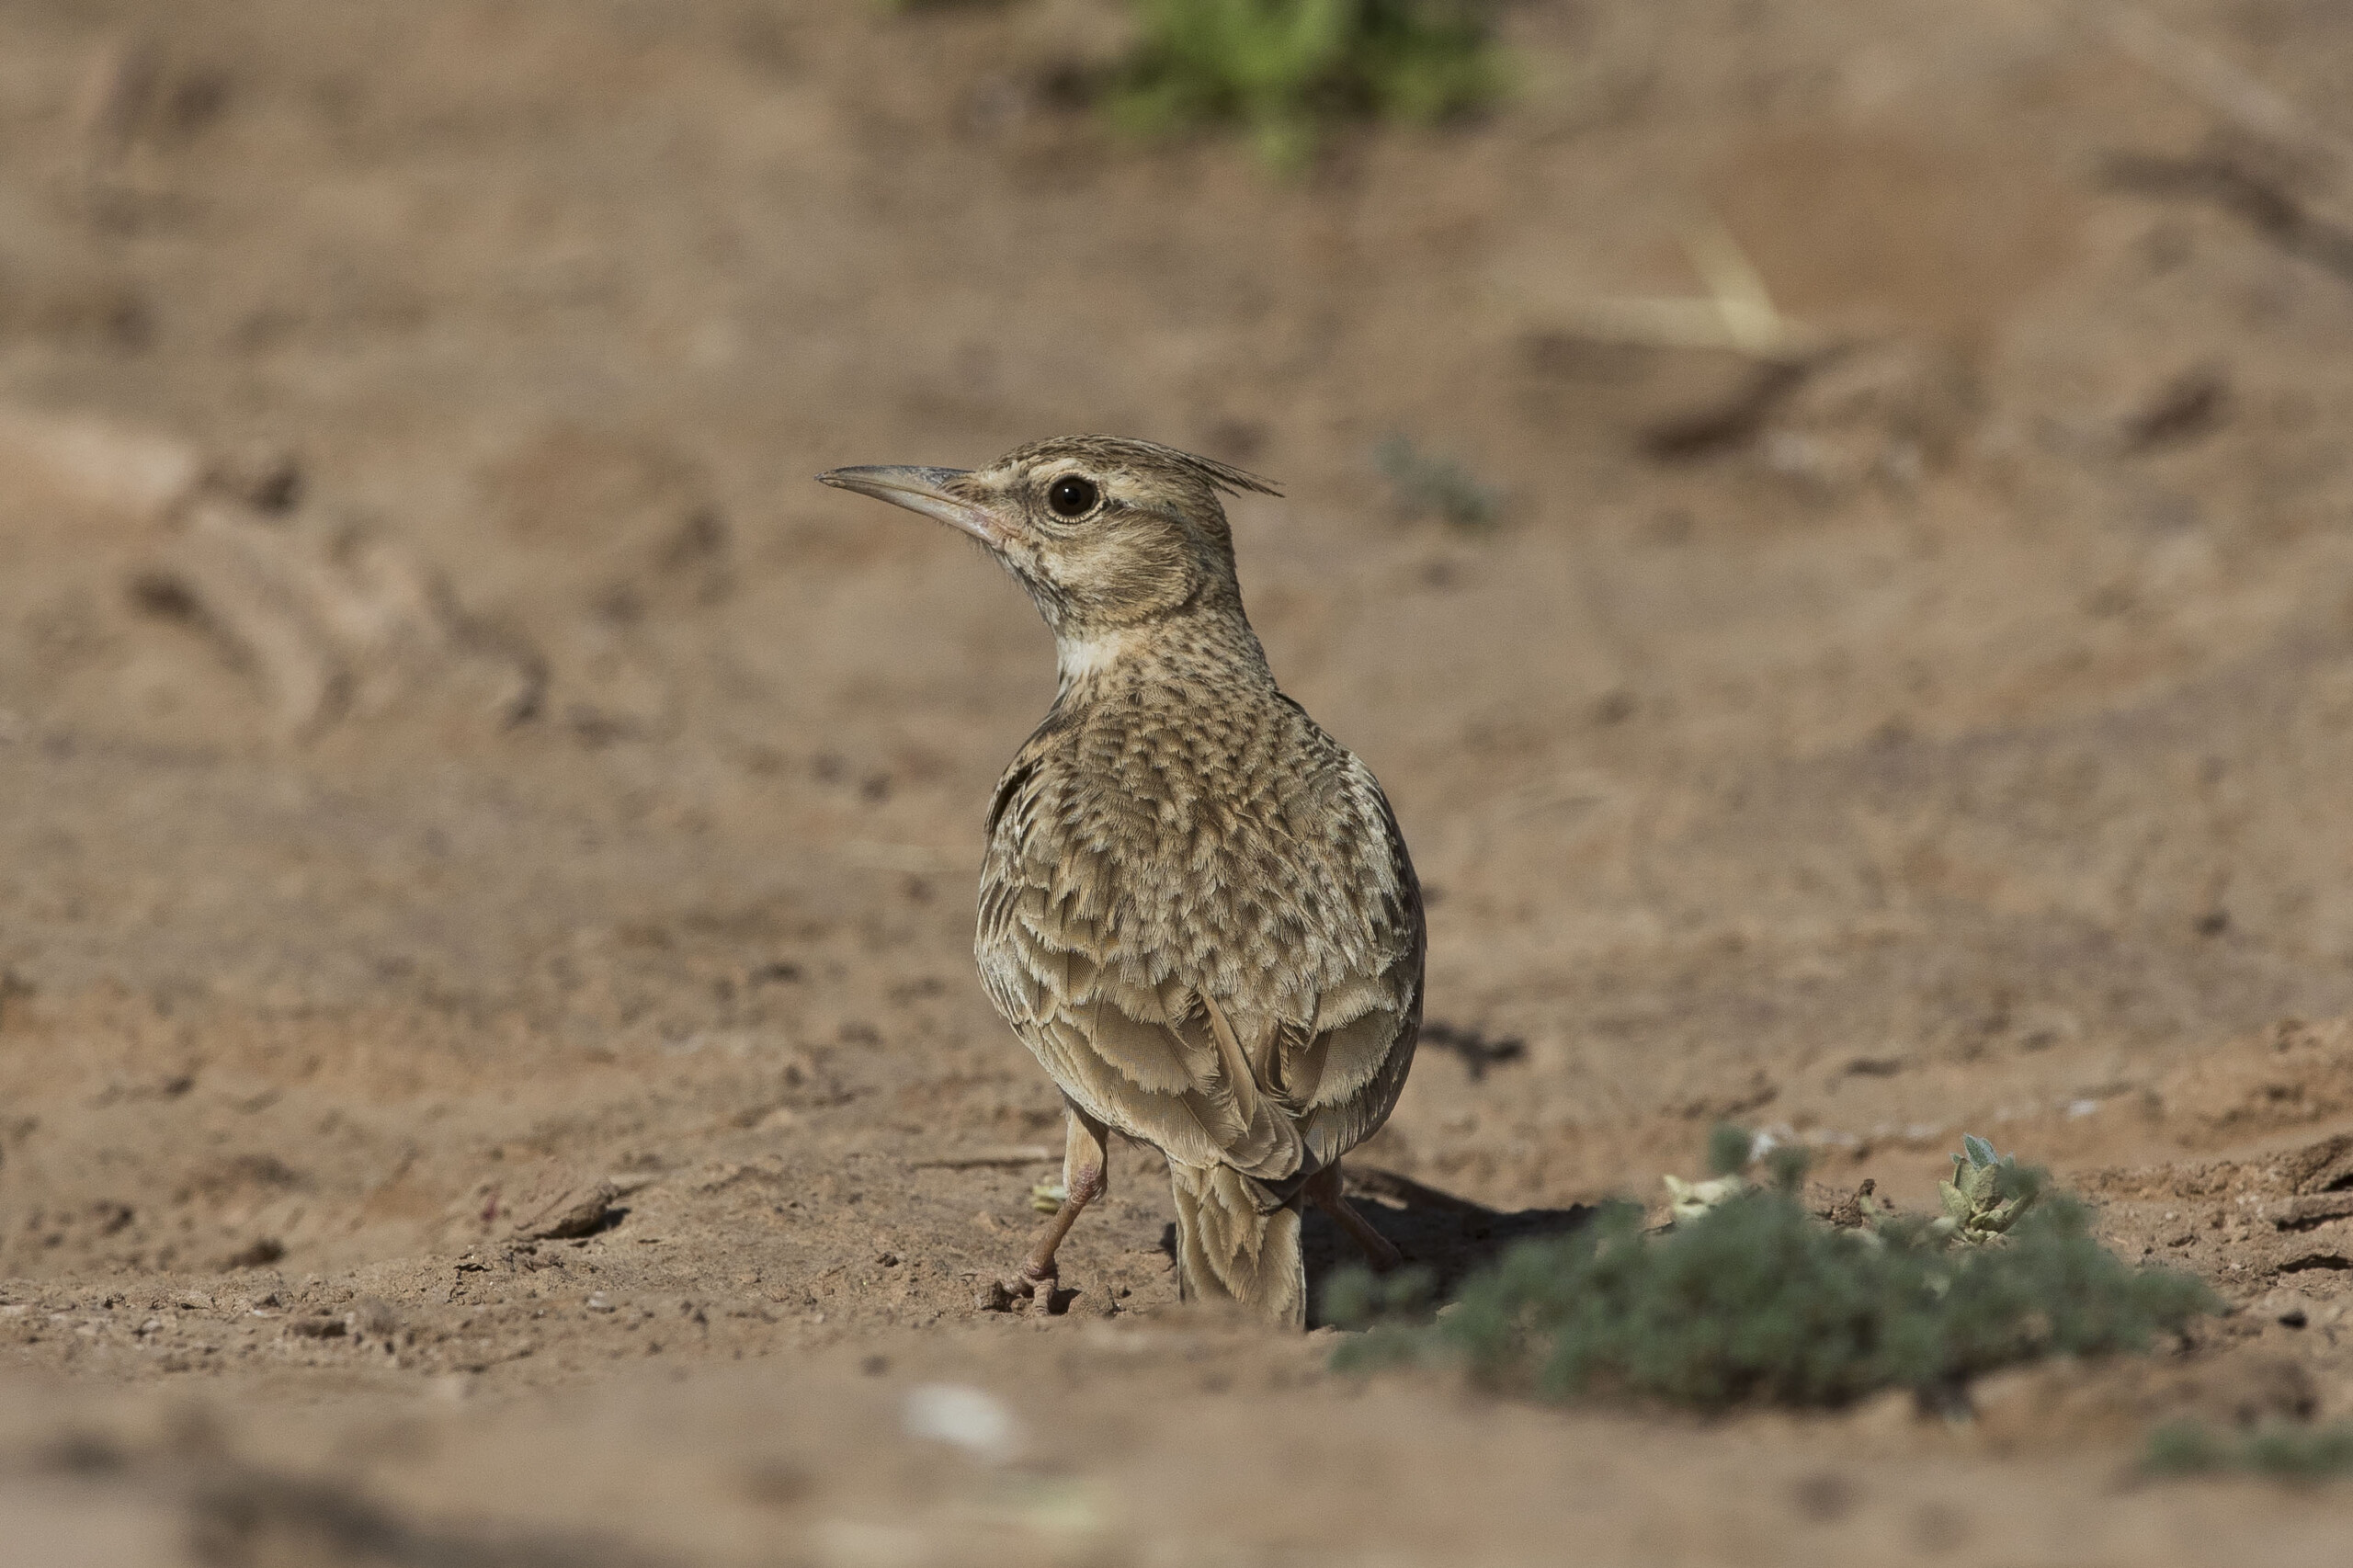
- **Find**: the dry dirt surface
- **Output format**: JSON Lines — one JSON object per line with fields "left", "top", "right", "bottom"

{"left": 7, "top": 0, "right": 2353, "bottom": 1562}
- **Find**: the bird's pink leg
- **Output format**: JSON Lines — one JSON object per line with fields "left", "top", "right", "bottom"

{"left": 981, "top": 1107, "right": 1108, "bottom": 1316}
{"left": 1306, "top": 1163, "right": 1403, "bottom": 1274}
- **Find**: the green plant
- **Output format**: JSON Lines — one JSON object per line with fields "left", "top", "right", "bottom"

{"left": 2144, "top": 1421, "right": 2353, "bottom": 1482}
{"left": 1935, "top": 1133, "right": 2045, "bottom": 1244}
{"left": 1375, "top": 436, "right": 1500, "bottom": 528}
{"left": 1662, "top": 1123, "right": 1774, "bottom": 1225}
{"left": 1111, "top": 0, "right": 1499, "bottom": 168}
{"left": 1319, "top": 1261, "right": 1438, "bottom": 1329}
{"left": 1328, "top": 1137, "right": 2216, "bottom": 1411}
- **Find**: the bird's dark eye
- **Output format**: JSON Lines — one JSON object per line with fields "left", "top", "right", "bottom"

{"left": 1046, "top": 474, "right": 1099, "bottom": 519}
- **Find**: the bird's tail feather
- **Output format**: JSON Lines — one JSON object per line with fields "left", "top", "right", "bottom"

{"left": 1168, "top": 1163, "right": 1305, "bottom": 1328}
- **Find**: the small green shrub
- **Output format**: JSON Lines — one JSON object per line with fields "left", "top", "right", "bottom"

{"left": 1705, "top": 1123, "right": 1754, "bottom": 1178}
{"left": 2144, "top": 1421, "right": 2353, "bottom": 1482}
{"left": 1329, "top": 1141, "right": 2216, "bottom": 1411}
{"left": 1375, "top": 436, "right": 1499, "bottom": 528}
{"left": 1110, "top": 0, "right": 1500, "bottom": 168}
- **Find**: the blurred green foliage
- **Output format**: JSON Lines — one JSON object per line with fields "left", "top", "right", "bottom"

{"left": 1375, "top": 436, "right": 1499, "bottom": 528}
{"left": 2144, "top": 1420, "right": 2353, "bottom": 1482}
{"left": 1110, "top": 0, "right": 1500, "bottom": 168}
{"left": 1326, "top": 1136, "right": 2216, "bottom": 1411}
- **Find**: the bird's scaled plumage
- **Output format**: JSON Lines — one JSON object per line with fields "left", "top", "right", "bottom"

{"left": 818, "top": 436, "right": 1423, "bottom": 1327}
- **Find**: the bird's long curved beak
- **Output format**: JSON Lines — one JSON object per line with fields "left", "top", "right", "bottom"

{"left": 816, "top": 465, "right": 1002, "bottom": 547}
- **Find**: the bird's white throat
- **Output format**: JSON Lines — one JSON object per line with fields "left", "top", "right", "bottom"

{"left": 1055, "top": 628, "right": 1140, "bottom": 688}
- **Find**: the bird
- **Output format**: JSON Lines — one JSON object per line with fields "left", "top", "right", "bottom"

{"left": 818, "top": 435, "right": 1423, "bottom": 1328}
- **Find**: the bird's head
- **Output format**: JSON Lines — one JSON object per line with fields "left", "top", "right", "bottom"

{"left": 818, "top": 435, "right": 1279, "bottom": 646}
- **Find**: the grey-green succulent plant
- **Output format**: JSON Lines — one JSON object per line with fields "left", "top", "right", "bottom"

{"left": 1932, "top": 1134, "right": 2043, "bottom": 1245}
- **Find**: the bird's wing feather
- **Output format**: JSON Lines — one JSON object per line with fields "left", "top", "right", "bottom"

{"left": 979, "top": 776, "right": 1301, "bottom": 1179}
{"left": 977, "top": 712, "right": 1420, "bottom": 1185}
{"left": 1276, "top": 761, "right": 1424, "bottom": 1168}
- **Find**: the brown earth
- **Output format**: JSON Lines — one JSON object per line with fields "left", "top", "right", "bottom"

{"left": 7, "top": 0, "right": 2353, "bottom": 1562}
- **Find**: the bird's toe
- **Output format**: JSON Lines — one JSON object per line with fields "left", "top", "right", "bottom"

{"left": 975, "top": 1276, "right": 1030, "bottom": 1312}
{"left": 977, "top": 1263, "right": 1069, "bottom": 1315}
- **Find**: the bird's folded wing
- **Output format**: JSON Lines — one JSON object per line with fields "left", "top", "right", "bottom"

{"left": 1288, "top": 962, "right": 1421, "bottom": 1168}
{"left": 1246, "top": 755, "right": 1423, "bottom": 1165}
{"left": 977, "top": 749, "right": 1421, "bottom": 1187}
{"left": 979, "top": 864, "right": 1301, "bottom": 1180}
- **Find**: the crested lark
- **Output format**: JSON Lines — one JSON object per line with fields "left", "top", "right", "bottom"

{"left": 818, "top": 436, "right": 1423, "bottom": 1328}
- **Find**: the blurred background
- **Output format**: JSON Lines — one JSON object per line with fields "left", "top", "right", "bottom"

{"left": 5, "top": 1, "right": 2353, "bottom": 1562}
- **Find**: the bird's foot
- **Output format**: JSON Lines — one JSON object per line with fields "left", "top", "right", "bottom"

{"left": 976, "top": 1264, "right": 1066, "bottom": 1317}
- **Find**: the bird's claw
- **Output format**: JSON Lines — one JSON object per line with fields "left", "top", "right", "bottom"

{"left": 975, "top": 1267, "right": 1065, "bottom": 1316}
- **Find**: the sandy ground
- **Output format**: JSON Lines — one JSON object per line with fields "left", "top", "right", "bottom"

{"left": 6, "top": 0, "right": 2353, "bottom": 1561}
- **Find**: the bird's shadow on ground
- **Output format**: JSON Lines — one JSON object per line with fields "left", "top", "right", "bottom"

{"left": 1154, "top": 1165, "right": 1601, "bottom": 1328}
